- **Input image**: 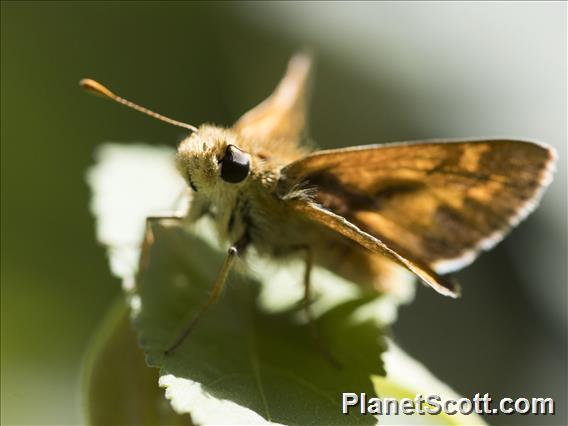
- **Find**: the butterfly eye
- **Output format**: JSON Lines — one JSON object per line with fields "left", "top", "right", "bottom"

{"left": 220, "top": 145, "right": 250, "bottom": 183}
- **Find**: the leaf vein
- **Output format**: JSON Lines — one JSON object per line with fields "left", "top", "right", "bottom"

{"left": 248, "top": 323, "right": 272, "bottom": 421}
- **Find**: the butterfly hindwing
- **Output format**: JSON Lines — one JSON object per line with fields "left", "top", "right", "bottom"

{"left": 289, "top": 200, "right": 461, "bottom": 297}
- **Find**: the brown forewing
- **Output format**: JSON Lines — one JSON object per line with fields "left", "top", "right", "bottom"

{"left": 232, "top": 52, "right": 312, "bottom": 151}
{"left": 281, "top": 139, "right": 555, "bottom": 275}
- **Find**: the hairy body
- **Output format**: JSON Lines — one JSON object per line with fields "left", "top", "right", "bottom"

{"left": 176, "top": 125, "right": 400, "bottom": 293}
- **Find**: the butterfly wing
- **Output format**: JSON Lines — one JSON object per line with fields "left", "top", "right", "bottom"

{"left": 233, "top": 52, "right": 312, "bottom": 148}
{"left": 290, "top": 200, "right": 461, "bottom": 297}
{"left": 280, "top": 139, "right": 555, "bottom": 295}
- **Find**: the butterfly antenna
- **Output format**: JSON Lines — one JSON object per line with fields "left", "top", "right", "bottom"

{"left": 79, "top": 78, "right": 198, "bottom": 133}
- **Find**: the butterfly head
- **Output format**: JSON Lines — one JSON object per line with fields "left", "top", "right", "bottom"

{"left": 176, "top": 125, "right": 252, "bottom": 193}
{"left": 77, "top": 79, "right": 252, "bottom": 194}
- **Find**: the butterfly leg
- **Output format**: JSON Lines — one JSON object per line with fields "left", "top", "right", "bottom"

{"left": 301, "top": 247, "right": 342, "bottom": 369}
{"left": 165, "top": 234, "right": 249, "bottom": 355}
{"left": 139, "top": 215, "right": 184, "bottom": 273}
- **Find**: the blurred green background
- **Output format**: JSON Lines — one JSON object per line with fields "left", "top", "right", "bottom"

{"left": 1, "top": 2, "right": 566, "bottom": 425}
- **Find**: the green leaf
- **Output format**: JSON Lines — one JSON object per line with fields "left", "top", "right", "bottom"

{"left": 87, "top": 144, "right": 482, "bottom": 426}
{"left": 372, "top": 343, "right": 487, "bottom": 425}
{"left": 82, "top": 298, "right": 189, "bottom": 425}
{"left": 133, "top": 221, "right": 388, "bottom": 425}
